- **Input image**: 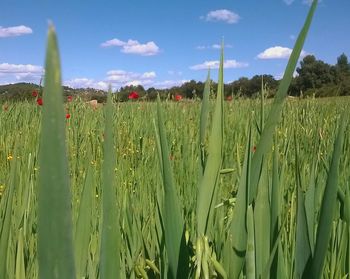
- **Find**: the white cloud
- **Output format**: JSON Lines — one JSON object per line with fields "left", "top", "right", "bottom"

{"left": 212, "top": 44, "right": 222, "bottom": 49}
{"left": 196, "top": 44, "right": 233, "bottom": 50}
{"left": 203, "top": 9, "right": 240, "bottom": 24}
{"left": 0, "top": 25, "right": 32, "bottom": 38}
{"left": 106, "top": 70, "right": 156, "bottom": 84}
{"left": 168, "top": 70, "right": 183, "bottom": 76}
{"left": 141, "top": 71, "right": 156, "bottom": 79}
{"left": 64, "top": 78, "right": 109, "bottom": 90}
{"left": 106, "top": 70, "right": 161, "bottom": 88}
{"left": 100, "top": 38, "right": 125, "bottom": 47}
{"left": 0, "top": 63, "right": 43, "bottom": 74}
{"left": 257, "top": 46, "right": 307, "bottom": 59}
{"left": 283, "top": 0, "right": 295, "bottom": 5}
{"left": 152, "top": 79, "right": 188, "bottom": 89}
{"left": 190, "top": 59, "right": 248, "bottom": 70}
{"left": 101, "top": 38, "right": 160, "bottom": 56}
{"left": 122, "top": 41, "right": 159, "bottom": 56}
{"left": 65, "top": 75, "right": 186, "bottom": 90}
{"left": 0, "top": 63, "right": 43, "bottom": 83}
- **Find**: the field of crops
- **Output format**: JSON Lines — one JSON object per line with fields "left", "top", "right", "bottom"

{"left": 1, "top": 87, "right": 350, "bottom": 278}
{"left": 1, "top": 1, "right": 349, "bottom": 279}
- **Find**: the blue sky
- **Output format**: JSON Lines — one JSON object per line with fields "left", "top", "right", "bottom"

{"left": 0, "top": 0, "right": 349, "bottom": 90}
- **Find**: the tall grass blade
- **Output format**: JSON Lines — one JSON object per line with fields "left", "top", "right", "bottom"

{"left": 260, "top": 76, "right": 265, "bottom": 134}
{"left": 311, "top": 115, "right": 346, "bottom": 279}
{"left": 75, "top": 163, "right": 94, "bottom": 279}
{"left": 0, "top": 153, "right": 17, "bottom": 278}
{"left": 199, "top": 70, "right": 211, "bottom": 175}
{"left": 100, "top": 89, "right": 121, "bottom": 279}
{"left": 246, "top": 204, "right": 255, "bottom": 279}
{"left": 197, "top": 42, "right": 224, "bottom": 236}
{"left": 229, "top": 127, "right": 252, "bottom": 278}
{"left": 305, "top": 161, "right": 316, "bottom": 256}
{"left": 156, "top": 96, "right": 188, "bottom": 278}
{"left": 254, "top": 163, "right": 270, "bottom": 278}
{"left": 294, "top": 137, "right": 311, "bottom": 278}
{"left": 249, "top": 0, "right": 318, "bottom": 203}
{"left": 37, "top": 25, "right": 75, "bottom": 279}
{"left": 15, "top": 228, "right": 25, "bottom": 279}
{"left": 271, "top": 143, "right": 280, "bottom": 245}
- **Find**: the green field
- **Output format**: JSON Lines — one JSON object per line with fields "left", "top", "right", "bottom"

{"left": 1, "top": 1, "right": 350, "bottom": 278}
{"left": 1, "top": 93, "right": 349, "bottom": 278}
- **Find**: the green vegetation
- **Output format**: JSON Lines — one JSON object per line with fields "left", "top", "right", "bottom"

{"left": 1, "top": 1, "right": 350, "bottom": 278}
{"left": 1, "top": 52, "right": 349, "bottom": 102}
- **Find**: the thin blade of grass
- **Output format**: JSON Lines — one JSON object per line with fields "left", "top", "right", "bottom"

{"left": 199, "top": 70, "right": 211, "bottom": 176}
{"left": 197, "top": 42, "right": 224, "bottom": 236}
{"left": 100, "top": 89, "right": 121, "bottom": 279}
{"left": 294, "top": 136, "right": 311, "bottom": 278}
{"left": 228, "top": 126, "right": 252, "bottom": 278}
{"left": 74, "top": 162, "right": 94, "bottom": 279}
{"left": 246, "top": 204, "right": 255, "bottom": 279}
{"left": 254, "top": 162, "right": 270, "bottom": 278}
{"left": 260, "top": 76, "right": 265, "bottom": 134}
{"left": 310, "top": 115, "right": 346, "bottom": 279}
{"left": 305, "top": 161, "right": 316, "bottom": 256}
{"left": 249, "top": 0, "right": 318, "bottom": 203}
{"left": 15, "top": 228, "right": 25, "bottom": 279}
{"left": 156, "top": 96, "right": 188, "bottom": 278}
{"left": 271, "top": 142, "right": 280, "bottom": 245}
{"left": 0, "top": 153, "right": 17, "bottom": 278}
{"left": 37, "top": 25, "right": 75, "bottom": 279}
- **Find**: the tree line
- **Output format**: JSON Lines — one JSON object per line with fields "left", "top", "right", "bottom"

{"left": 1, "top": 53, "right": 349, "bottom": 103}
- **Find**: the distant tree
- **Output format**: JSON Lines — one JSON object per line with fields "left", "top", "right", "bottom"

{"left": 231, "top": 77, "right": 250, "bottom": 97}
{"left": 336, "top": 53, "right": 350, "bottom": 74}
{"left": 335, "top": 53, "right": 350, "bottom": 95}
{"left": 181, "top": 80, "right": 204, "bottom": 99}
{"left": 294, "top": 55, "right": 336, "bottom": 95}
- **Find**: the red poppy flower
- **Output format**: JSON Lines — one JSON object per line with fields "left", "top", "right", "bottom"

{"left": 37, "top": 98, "right": 43, "bottom": 106}
{"left": 175, "top": 94, "right": 183, "bottom": 101}
{"left": 226, "top": 95, "right": 233, "bottom": 101}
{"left": 252, "top": 146, "right": 257, "bottom": 153}
{"left": 32, "top": 90, "right": 38, "bottom": 97}
{"left": 65, "top": 113, "right": 71, "bottom": 119}
{"left": 128, "top": 91, "right": 139, "bottom": 99}
{"left": 67, "top": 95, "right": 73, "bottom": 102}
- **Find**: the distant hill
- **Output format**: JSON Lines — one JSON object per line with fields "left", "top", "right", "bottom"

{"left": 0, "top": 83, "right": 108, "bottom": 102}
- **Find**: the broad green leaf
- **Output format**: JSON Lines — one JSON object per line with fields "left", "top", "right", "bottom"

{"left": 156, "top": 96, "right": 188, "bottom": 279}
{"left": 271, "top": 143, "right": 280, "bottom": 244}
{"left": 197, "top": 42, "right": 224, "bottom": 236}
{"left": 249, "top": 0, "right": 318, "bottom": 204}
{"left": 311, "top": 115, "right": 346, "bottom": 279}
{"left": 294, "top": 137, "right": 312, "bottom": 278}
{"left": 246, "top": 205, "right": 255, "bottom": 279}
{"left": 0, "top": 154, "right": 17, "bottom": 278}
{"left": 37, "top": 25, "right": 76, "bottom": 279}
{"left": 75, "top": 163, "right": 94, "bottom": 279}
{"left": 100, "top": 89, "right": 121, "bottom": 279}
{"left": 254, "top": 163, "right": 270, "bottom": 278}
{"left": 228, "top": 127, "right": 252, "bottom": 278}
{"left": 15, "top": 228, "right": 25, "bottom": 279}
{"left": 199, "top": 70, "right": 211, "bottom": 176}
{"left": 305, "top": 161, "right": 316, "bottom": 256}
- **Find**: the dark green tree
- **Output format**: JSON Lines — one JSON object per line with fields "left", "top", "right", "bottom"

{"left": 294, "top": 55, "right": 336, "bottom": 94}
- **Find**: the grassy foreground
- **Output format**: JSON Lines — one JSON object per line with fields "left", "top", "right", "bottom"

{"left": 1, "top": 1, "right": 350, "bottom": 278}
{"left": 0, "top": 94, "right": 349, "bottom": 278}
